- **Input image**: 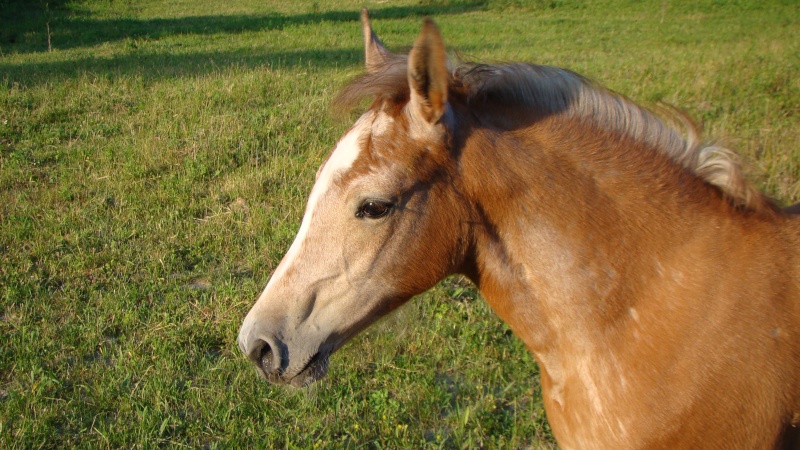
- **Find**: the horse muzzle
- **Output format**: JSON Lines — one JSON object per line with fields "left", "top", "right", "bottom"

{"left": 238, "top": 322, "right": 331, "bottom": 387}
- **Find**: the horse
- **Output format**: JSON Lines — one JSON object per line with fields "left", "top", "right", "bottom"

{"left": 238, "top": 10, "right": 800, "bottom": 449}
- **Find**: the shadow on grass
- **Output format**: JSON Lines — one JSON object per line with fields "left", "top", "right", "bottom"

{"left": 1, "top": 46, "right": 366, "bottom": 87}
{"left": 1, "top": 2, "right": 487, "bottom": 87}
{"left": 0, "top": 42, "right": 491, "bottom": 89}
{"left": 2, "top": 1, "right": 485, "bottom": 53}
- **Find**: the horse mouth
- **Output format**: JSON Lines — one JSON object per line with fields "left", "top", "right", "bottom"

{"left": 290, "top": 351, "right": 330, "bottom": 387}
{"left": 257, "top": 345, "right": 330, "bottom": 387}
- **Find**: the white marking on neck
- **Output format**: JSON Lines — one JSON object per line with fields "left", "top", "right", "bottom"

{"left": 628, "top": 307, "right": 639, "bottom": 322}
{"left": 260, "top": 112, "right": 371, "bottom": 296}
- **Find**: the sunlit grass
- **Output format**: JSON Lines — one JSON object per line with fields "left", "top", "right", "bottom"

{"left": 1, "top": 0, "right": 797, "bottom": 447}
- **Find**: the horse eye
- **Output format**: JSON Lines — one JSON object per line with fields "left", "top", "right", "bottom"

{"left": 356, "top": 200, "right": 393, "bottom": 219}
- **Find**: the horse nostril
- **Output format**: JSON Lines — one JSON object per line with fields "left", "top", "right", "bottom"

{"left": 246, "top": 338, "right": 286, "bottom": 383}
{"left": 259, "top": 341, "right": 274, "bottom": 374}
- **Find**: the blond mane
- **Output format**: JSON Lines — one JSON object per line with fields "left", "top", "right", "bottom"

{"left": 335, "top": 56, "right": 775, "bottom": 212}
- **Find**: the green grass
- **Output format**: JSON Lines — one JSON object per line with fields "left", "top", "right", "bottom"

{"left": 1, "top": 0, "right": 798, "bottom": 447}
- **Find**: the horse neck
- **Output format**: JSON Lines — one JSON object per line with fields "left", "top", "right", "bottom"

{"left": 457, "top": 111, "right": 750, "bottom": 360}
{"left": 449, "top": 101, "right": 800, "bottom": 446}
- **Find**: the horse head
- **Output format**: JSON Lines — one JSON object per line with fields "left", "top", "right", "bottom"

{"left": 238, "top": 11, "right": 469, "bottom": 386}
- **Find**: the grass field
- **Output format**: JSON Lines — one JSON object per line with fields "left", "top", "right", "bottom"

{"left": 1, "top": 0, "right": 798, "bottom": 447}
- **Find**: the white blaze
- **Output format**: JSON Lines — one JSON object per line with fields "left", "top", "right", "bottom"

{"left": 259, "top": 112, "right": 371, "bottom": 296}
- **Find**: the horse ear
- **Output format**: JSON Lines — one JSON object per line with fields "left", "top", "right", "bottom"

{"left": 408, "top": 18, "right": 449, "bottom": 125}
{"left": 361, "top": 8, "right": 391, "bottom": 73}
